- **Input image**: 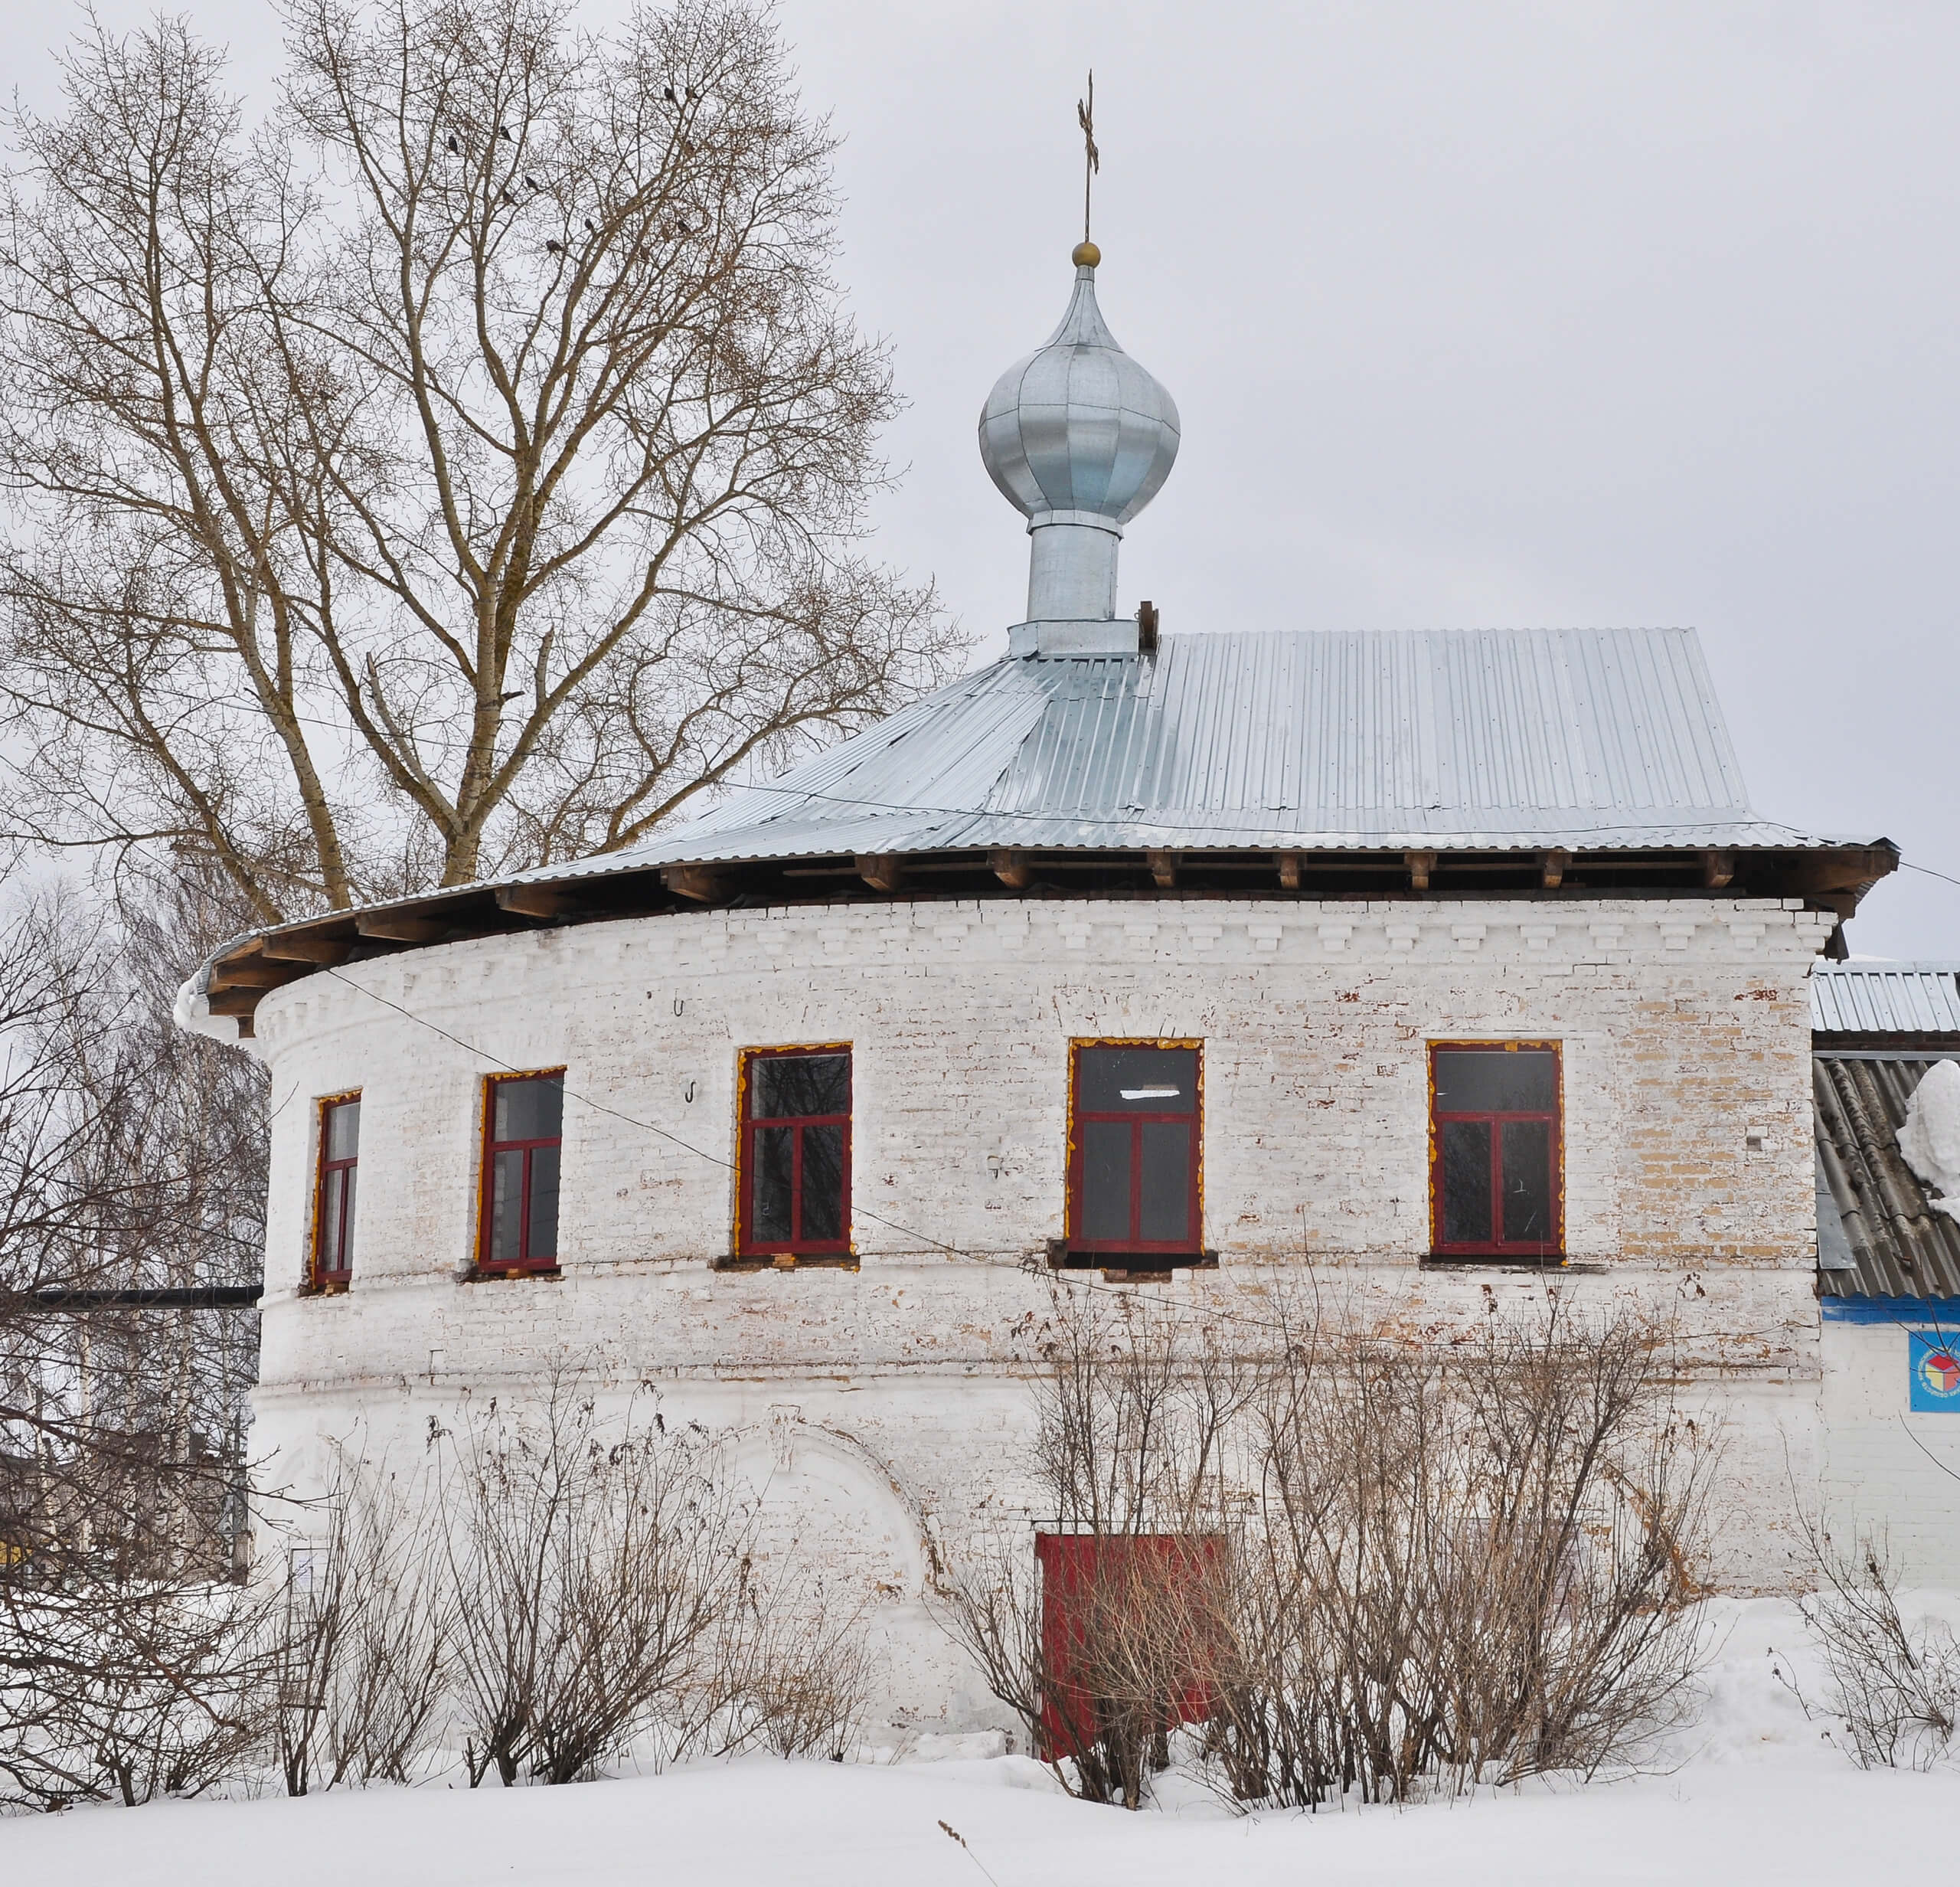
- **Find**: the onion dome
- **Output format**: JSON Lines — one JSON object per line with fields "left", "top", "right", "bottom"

{"left": 978, "top": 246, "right": 1181, "bottom": 633}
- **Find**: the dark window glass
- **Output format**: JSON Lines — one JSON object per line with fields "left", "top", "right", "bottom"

{"left": 1081, "top": 1119, "right": 1133, "bottom": 1242}
{"left": 753, "top": 1126, "right": 794, "bottom": 1241}
{"left": 482, "top": 1074, "right": 564, "bottom": 1269}
{"left": 488, "top": 1147, "right": 526, "bottom": 1262}
{"left": 801, "top": 1123, "right": 846, "bottom": 1241}
{"left": 527, "top": 1144, "right": 561, "bottom": 1261}
{"left": 320, "top": 1168, "right": 350, "bottom": 1272}
{"left": 315, "top": 1097, "right": 361, "bottom": 1287}
{"left": 1076, "top": 1047, "right": 1198, "bottom": 1114}
{"left": 1139, "top": 1120, "right": 1192, "bottom": 1243}
{"left": 1432, "top": 1045, "right": 1560, "bottom": 1257}
{"left": 754, "top": 1054, "right": 849, "bottom": 1120}
{"left": 1433, "top": 1050, "right": 1557, "bottom": 1114}
{"left": 740, "top": 1050, "right": 851, "bottom": 1256}
{"left": 495, "top": 1078, "right": 563, "bottom": 1144}
{"left": 1501, "top": 1120, "right": 1553, "bottom": 1243}
{"left": 1440, "top": 1119, "right": 1492, "bottom": 1246}
{"left": 1070, "top": 1045, "right": 1200, "bottom": 1255}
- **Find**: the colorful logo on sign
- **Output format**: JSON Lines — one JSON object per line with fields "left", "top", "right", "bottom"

{"left": 1909, "top": 1332, "right": 1960, "bottom": 1412}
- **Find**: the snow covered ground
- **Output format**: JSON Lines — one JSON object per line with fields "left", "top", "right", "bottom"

{"left": 5, "top": 1597, "right": 1958, "bottom": 1886}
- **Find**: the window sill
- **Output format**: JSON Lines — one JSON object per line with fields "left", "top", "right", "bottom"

{"left": 464, "top": 1264, "right": 564, "bottom": 1284}
{"left": 1423, "top": 1253, "right": 1569, "bottom": 1271}
{"left": 302, "top": 1278, "right": 351, "bottom": 1297}
{"left": 1050, "top": 1242, "right": 1218, "bottom": 1277}
{"left": 716, "top": 1253, "right": 860, "bottom": 1273}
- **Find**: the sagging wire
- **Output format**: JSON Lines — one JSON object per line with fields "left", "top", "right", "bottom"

{"left": 313, "top": 965, "right": 1815, "bottom": 1354}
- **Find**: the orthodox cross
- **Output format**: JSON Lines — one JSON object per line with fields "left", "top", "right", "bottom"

{"left": 1077, "top": 70, "right": 1099, "bottom": 247}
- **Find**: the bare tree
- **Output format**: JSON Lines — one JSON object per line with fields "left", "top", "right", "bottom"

{"left": 1, "top": 0, "right": 962, "bottom": 919}
{"left": 0, "top": 870, "right": 263, "bottom": 1588}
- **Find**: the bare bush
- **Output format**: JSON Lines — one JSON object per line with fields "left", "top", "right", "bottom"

{"left": 270, "top": 1450, "right": 455, "bottom": 1794}
{"left": 940, "top": 1286, "right": 1717, "bottom": 1810}
{"left": 1211, "top": 1297, "right": 1717, "bottom": 1805}
{"left": 681, "top": 1563, "right": 875, "bottom": 1764}
{"left": 437, "top": 1377, "right": 750, "bottom": 1786}
{"left": 1783, "top": 1523, "right": 1960, "bottom": 1770}
{"left": 938, "top": 1289, "right": 1247, "bottom": 1807}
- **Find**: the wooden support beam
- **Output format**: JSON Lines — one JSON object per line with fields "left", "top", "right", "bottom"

{"left": 990, "top": 849, "right": 1032, "bottom": 891}
{"left": 1404, "top": 849, "right": 1439, "bottom": 891}
{"left": 354, "top": 912, "right": 449, "bottom": 944}
{"left": 1702, "top": 850, "right": 1735, "bottom": 890}
{"left": 1146, "top": 849, "right": 1178, "bottom": 889}
{"left": 260, "top": 934, "right": 354, "bottom": 965}
{"left": 662, "top": 864, "right": 727, "bottom": 903}
{"left": 203, "top": 988, "right": 263, "bottom": 1017}
{"left": 208, "top": 960, "right": 302, "bottom": 989}
{"left": 856, "top": 855, "right": 904, "bottom": 894}
{"left": 1540, "top": 848, "right": 1571, "bottom": 890}
{"left": 1276, "top": 852, "right": 1304, "bottom": 891}
{"left": 495, "top": 882, "right": 573, "bottom": 920}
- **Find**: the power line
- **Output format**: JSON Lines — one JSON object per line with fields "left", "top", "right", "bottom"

{"left": 313, "top": 964, "right": 1826, "bottom": 1351}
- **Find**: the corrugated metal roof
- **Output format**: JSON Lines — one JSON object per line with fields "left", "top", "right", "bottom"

{"left": 546, "top": 627, "right": 1853, "bottom": 878}
{"left": 1811, "top": 963, "right": 1960, "bottom": 1038}
{"left": 1815, "top": 1055, "right": 1960, "bottom": 1298}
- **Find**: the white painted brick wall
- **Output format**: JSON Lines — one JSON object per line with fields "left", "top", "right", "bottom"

{"left": 244, "top": 893, "right": 1838, "bottom": 1728}
{"left": 1822, "top": 1318, "right": 1960, "bottom": 1580}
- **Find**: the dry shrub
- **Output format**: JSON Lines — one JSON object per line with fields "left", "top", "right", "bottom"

{"left": 436, "top": 1377, "right": 749, "bottom": 1787}
{"left": 1785, "top": 1524, "right": 1960, "bottom": 1770}
{"left": 684, "top": 1564, "right": 876, "bottom": 1763}
{"left": 938, "top": 1289, "right": 1249, "bottom": 1807}
{"left": 940, "top": 1286, "right": 1717, "bottom": 1809}
{"left": 1212, "top": 1296, "right": 1717, "bottom": 1804}
{"left": 270, "top": 1449, "right": 455, "bottom": 1794}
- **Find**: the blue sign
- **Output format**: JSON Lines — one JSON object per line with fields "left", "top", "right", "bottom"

{"left": 1909, "top": 1330, "right": 1960, "bottom": 1412}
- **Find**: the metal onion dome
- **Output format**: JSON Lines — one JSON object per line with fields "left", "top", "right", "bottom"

{"left": 978, "top": 245, "right": 1180, "bottom": 631}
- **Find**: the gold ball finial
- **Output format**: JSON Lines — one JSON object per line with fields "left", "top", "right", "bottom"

{"left": 1072, "top": 239, "right": 1100, "bottom": 268}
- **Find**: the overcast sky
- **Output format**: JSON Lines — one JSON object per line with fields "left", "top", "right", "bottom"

{"left": 13, "top": 1, "right": 1958, "bottom": 955}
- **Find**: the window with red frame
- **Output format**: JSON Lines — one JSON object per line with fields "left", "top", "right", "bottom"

{"left": 1429, "top": 1044, "right": 1562, "bottom": 1260}
{"left": 738, "top": 1048, "right": 851, "bottom": 1258}
{"left": 1067, "top": 1043, "right": 1200, "bottom": 1262}
{"left": 480, "top": 1072, "right": 564, "bottom": 1271}
{"left": 312, "top": 1095, "right": 360, "bottom": 1290}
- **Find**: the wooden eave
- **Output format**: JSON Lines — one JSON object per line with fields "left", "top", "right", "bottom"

{"left": 201, "top": 839, "right": 1900, "bottom": 1037}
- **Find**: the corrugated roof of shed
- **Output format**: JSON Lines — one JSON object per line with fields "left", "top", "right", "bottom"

{"left": 1811, "top": 963, "right": 1960, "bottom": 1038}
{"left": 539, "top": 626, "right": 1853, "bottom": 879}
{"left": 1815, "top": 1055, "right": 1960, "bottom": 1299}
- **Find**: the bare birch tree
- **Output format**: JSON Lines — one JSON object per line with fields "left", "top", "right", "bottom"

{"left": 1, "top": 0, "right": 960, "bottom": 921}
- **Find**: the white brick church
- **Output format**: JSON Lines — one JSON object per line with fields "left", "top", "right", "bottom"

{"left": 181, "top": 237, "right": 1904, "bottom": 1731}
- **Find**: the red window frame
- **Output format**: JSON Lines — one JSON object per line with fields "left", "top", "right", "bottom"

{"left": 1065, "top": 1040, "right": 1203, "bottom": 1260}
{"left": 310, "top": 1092, "right": 360, "bottom": 1292}
{"left": 1428, "top": 1041, "right": 1563, "bottom": 1261}
{"left": 736, "top": 1045, "right": 852, "bottom": 1261}
{"left": 477, "top": 1069, "right": 565, "bottom": 1274}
